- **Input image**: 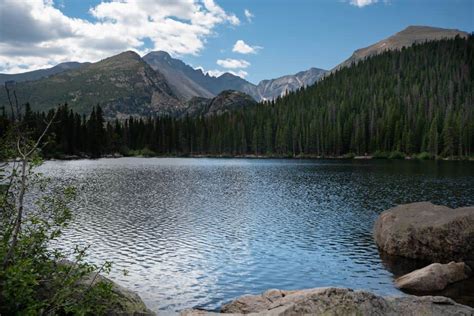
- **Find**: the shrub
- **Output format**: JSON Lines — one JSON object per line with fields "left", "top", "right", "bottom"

{"left": 373, "top": 151, "right": 390, "bottom": 159}
{"left": 388, "top": 151, "right": 405, "bottom": 159}
{"left": 0, "top": 116, "right": 116, "bottom": 315}
{"left": 416, "top": 152, "right": 432, "bottom": 160}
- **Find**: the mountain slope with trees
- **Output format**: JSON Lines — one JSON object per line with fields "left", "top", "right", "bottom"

{"left": 0, "top": 51, "right": 182, "bottom": 118}
{"left": 333, "top": 25, "right": 469, "bottom": 71}
{"left": 1, "top": 35, "right": 472, "bottom": 159}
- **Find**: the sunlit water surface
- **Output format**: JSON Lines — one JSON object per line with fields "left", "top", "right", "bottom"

{"left": 36, "top": 158, "right": 474, "bottom": 313}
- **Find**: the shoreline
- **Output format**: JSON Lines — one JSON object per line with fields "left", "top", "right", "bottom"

{"left": 44, "top": 153, "right": 474, "bottom": 162}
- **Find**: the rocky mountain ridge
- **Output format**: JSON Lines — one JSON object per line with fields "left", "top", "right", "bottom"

{"left": 333, "top": 25, "right": 469, "bottom": 71}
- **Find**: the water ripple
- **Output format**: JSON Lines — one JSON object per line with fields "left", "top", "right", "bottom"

{"left": 36, "top": 158, "right": 474, "bottom": 312}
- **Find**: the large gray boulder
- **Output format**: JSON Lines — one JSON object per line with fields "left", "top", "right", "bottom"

{"left": 395, "top": 262, "right": 472, "bottom": 292}
{"left": 374, "top": 202, "right": 474, "bottom": 262}
{"left": 181, "top": 287, "right": 473, "bottom": 315}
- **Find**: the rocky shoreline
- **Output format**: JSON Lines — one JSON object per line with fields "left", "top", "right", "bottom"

{"left": 106, "top": 202, "right": 474, "bottom": 315}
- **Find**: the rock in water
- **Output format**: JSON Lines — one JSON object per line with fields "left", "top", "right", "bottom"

{"left": 373, "top": 202, "right": 474, "bottom": 262}
{"left": 395, "top": 262, "right": 472, "bottom": 292}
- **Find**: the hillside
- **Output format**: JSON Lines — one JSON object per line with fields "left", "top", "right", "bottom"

{"left": 12, "top": 35, "right": 472, "bottom": 158}
{"left": 184, "top": 90, "right": 256, "bottom": 117}
{"left": 333, "top": 25, "right": 469, "bottom": 71}
{"left": 0, "top": 51, "right": 182, "bottom": 118}
{"left": 132, "top": 35, "right": 473, "bottom": 157}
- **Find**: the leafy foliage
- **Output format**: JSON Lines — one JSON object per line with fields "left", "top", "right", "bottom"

{"left": 0, "top": 113, "right": 117, "bottom": 315}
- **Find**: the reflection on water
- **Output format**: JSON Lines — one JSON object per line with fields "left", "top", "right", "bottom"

{"left": 36, "top": 158, "right": 474, "bottom": 312}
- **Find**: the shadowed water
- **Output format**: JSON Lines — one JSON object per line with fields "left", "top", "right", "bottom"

{"left": 37, "top": 158, "right": 474, "bottom": 312}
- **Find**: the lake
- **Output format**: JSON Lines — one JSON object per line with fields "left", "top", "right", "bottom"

{"left": 37, "top": 158, "right": 474, "bottom": 313}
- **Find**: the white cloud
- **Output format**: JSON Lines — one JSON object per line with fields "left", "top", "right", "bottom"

{"left": 244, "top": 9, "right": 254, "bottom": 22}
{"left": 216, "top": 58, "right": 250, "bottom": 69}
{"left": 206, "top": 69, "right": 225, "bottom": 77}
{"left": 0, "top": 0, "right": 240, "bottom": 73}
{"left": 349, "top": 0, "right": 378, "bottom": 7}
{"left": 229, "top": 69, "right": 248, "bottom": 78}
{"left": 232, "top": 40, "right": 262, "bottom": 54}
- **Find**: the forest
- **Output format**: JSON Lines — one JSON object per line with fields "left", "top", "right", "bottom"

{"left": 1, "top": 35, "right": 473, "bottom": 159}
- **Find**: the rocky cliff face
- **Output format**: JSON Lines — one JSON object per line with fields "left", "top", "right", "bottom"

{"left": 255, "top": 67, "right": 327, "bottom": 100}
{"left": 143, "top": 51, "right": 215, "bottom": 100}
{"left": 333, "top": 25, "right": 469, "bottom": 71}
{"left": 184, "top": 90, "right": 256, "bottom": 117}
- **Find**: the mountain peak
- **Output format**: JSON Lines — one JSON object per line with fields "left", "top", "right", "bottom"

{"left": 112, "top": 50, "right": 142, "bottom": 60}
{"left": 145, "top": 51, "right": 172, "bottom": 59}
{"left": 333, "top": 25, "right": 469, "bottom": 71}
{"left": 397, "top": 25, "right": 466, "bottom": 37}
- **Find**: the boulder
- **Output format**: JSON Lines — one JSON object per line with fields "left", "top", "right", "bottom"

{"left": 373, "top": 202, "right": 474, "bottom": 262}
{"left": 395, "top": 262, "right": 472, "bottom": 292}
{"left": 78, "top": 272, "right": 155, "bottom": 316}
{"left": 181, "top": 287, "right": 473, "bottom": 315}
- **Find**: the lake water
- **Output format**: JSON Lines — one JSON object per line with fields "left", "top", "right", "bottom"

{"left": 37, "top": 158, "right": 474, "bottom": 313}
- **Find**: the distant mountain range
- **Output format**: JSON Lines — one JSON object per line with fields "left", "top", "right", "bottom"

{"left": 142, "top": 51, "right": 327, "bottom": 102}
{"left": 0, "top": 62, "right": 87, "bottom": 84}
{"left": 0, "top": 25, "right": 468, "bottom": 119}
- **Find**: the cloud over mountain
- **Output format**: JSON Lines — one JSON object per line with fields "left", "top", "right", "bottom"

{"left": 216, "top": 58, "right": 250, "bottom": 69}
{"left": 0, "top": 0, "right": 239, "bottom": 73}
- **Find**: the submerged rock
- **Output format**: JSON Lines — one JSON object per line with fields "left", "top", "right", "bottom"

{"left": 373, "top": 202, "right": 474, "bottom": 262}
{"left": 395, "top": 262, "right": 472, "bottom": 292}
{"left": 181, "top": 287, "right": 473, "bottom": 315}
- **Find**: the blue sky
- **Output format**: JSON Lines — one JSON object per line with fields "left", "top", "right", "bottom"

{"left": 1, "top": 0, "right": 473, "bottom": 84}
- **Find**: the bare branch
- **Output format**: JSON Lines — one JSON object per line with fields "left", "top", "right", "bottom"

{"left": 25, "top": 110, "right": 57, "bottom": 157}
{"left": 4, "top": 83, "right": 15, "bottom": 121}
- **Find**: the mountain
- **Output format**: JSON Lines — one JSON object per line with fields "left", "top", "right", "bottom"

{"left": 144, "top": 51, "right": 259, "bottom": 100}
{"left": 333, "top": 25, "right": 469, "bottom": 71}
{"left": 0, "top": 62, "right": 87, "bottom": 84}
{"left": 184, "top": 90, "right": 257, "bottom": 117}
{"left": 143, "top": 50, "right": 326, "bottom": 102}
{"left": 141, "top": 34, "right": 469, "bottom": 157}
{"left": 143, "top": 51, "right": 214, "bottom": 100}
{"left": 255, "top": 68, "right": 327, "bottom": 100}
{"left": 0, "top": 51, "right": 182, "bottom": 118}
{"left": 27, "top": 35, "right": 471, "bottom": 158}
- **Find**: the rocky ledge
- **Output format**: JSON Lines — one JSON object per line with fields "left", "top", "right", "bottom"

{"left": 181, "top": 287, "right": 473, "bottom": 315}
{"left": 373, "top": 202, "right": 474, "bottom": 262}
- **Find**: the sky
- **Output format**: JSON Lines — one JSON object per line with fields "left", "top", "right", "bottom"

{"left": 0, "top": 0, "right": 472, "bottom": 84}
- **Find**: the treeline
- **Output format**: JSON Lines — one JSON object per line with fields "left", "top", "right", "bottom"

{"left": 1, "top": 35, "right": 473, "bottom": 159}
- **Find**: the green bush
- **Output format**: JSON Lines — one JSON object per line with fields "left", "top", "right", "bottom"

{"left": 341, "top": 152, "right": 356, "bottom": 159}
{"left": 0, "top": 125, "right": 116, "bottom": 315}
{"left": 373, "top": 151, "right": 390, "bottom": 159}
{"left": 388, "top": 151, "right": 405, "bottom": 159}
{"left": 416, "top": 152, "right": 432, "bottom": 160}
{"left": 127, "top": 147, "right": 156, "bottom": 157}
{"left": 140, "top": 147, "right": 156, "bottom": 157}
